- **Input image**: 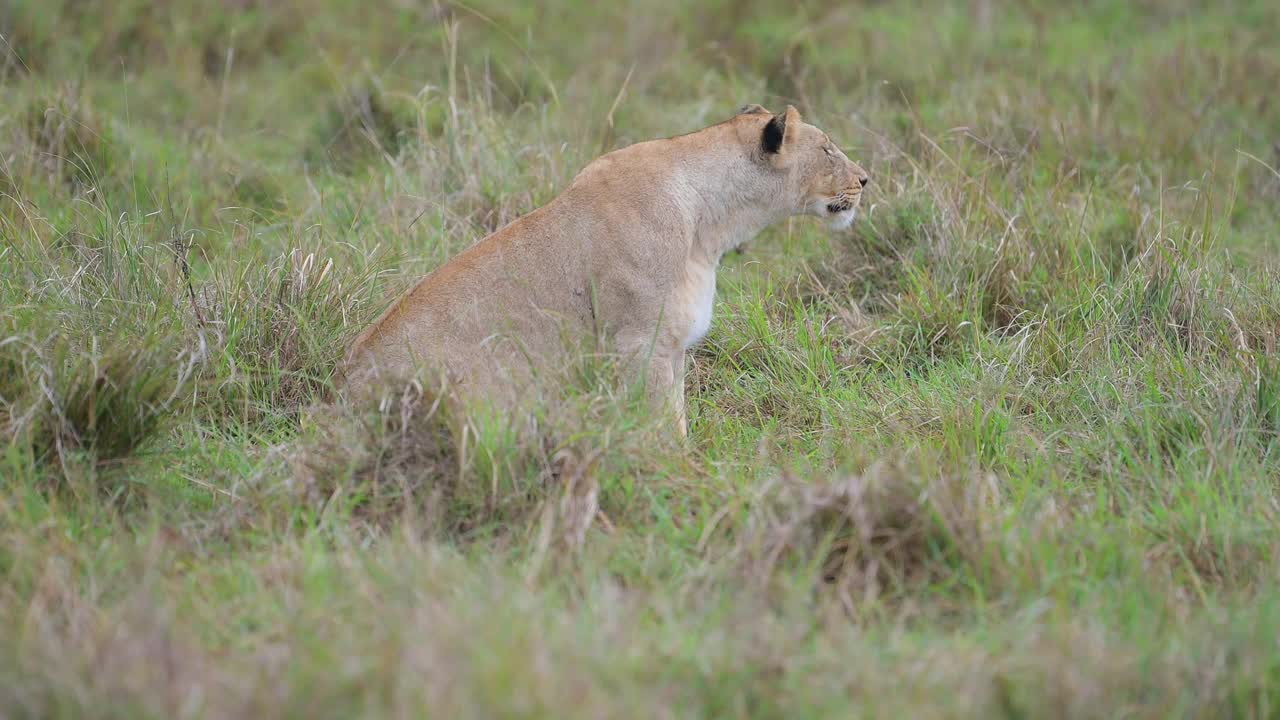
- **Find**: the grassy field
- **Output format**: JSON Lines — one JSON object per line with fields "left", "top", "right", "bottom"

{"left": 3, "top": 0, "right": 1280, "bottom": 717}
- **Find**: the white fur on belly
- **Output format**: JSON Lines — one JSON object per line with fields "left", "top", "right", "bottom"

{"left": 682, "top": 264, "right": 717, "bottom": 349}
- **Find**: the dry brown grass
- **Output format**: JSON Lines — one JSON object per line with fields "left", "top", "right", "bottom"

{"left": 737, "top": 458, "right": 1002, "bottom": 611}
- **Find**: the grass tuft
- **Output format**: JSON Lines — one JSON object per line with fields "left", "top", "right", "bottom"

{"left": 293, "top": 377, "right": 462, "bottom": 529}
{"left": 308, "top": 83, "right": 413, "bottom": 172}
{"left": 739, "top": 458, "right": 1001, "bottom": 608}
{"left": 17, "top": 86, "right": 115, "bottom": 193}
{"left": 4, "top": 331, "right": 194, "bottom": 476}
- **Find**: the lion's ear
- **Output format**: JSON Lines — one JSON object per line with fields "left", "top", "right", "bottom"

{"left": 737, "top": 103, "right": 770, "bottom": 116}
{"left": 762, "top": 105, "right": 800, "bottom": 155}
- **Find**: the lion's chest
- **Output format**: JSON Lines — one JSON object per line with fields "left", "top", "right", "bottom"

{"left": 680, "top": 263, "right": 718, "bottom": 349}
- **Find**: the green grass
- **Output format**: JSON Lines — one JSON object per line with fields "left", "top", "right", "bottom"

{"left": 3, "top": 0, "right": 1280, "bottom": 717}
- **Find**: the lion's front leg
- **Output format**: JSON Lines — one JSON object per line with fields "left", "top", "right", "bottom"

{"left": 641, "top": 350, "right": 687, "bottom": 437}
{"left": 616, "top": 325, "right": 688, "bottom": 437}
{"left": 669, "top": 349, "right": 688, "bottom": 437}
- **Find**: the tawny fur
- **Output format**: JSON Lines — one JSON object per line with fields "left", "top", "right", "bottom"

{"left": 341, "top": 104, "right": 869, "bottom": 434}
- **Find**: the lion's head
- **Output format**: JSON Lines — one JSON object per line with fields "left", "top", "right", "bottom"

{"left": 736, "top": 103, "right": 870, "bottom": 230}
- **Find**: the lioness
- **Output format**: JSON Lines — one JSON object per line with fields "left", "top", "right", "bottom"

{"left": 341, "top": 104, "right": 869, "bottom": 434}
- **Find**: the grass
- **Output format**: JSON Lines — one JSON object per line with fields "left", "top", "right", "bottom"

{"left": 3, "top": 0, "right": 1280, "bottom": 717}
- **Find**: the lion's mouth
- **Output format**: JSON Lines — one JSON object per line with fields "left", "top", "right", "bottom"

{"left": 826, "top": 199, "right": 854, "bottom": 214}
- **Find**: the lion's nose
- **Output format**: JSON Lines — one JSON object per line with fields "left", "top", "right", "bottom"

{"left": 859, "top": 175, "right": 870, "bottom": 188}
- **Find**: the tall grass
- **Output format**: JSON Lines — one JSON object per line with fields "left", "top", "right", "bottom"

{"left": 2, "top": 0, "right": 1280, "bottom": 717}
